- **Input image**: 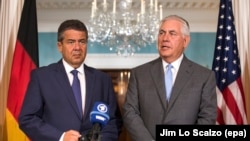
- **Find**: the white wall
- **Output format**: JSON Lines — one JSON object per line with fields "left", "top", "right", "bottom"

{"left": 36, "top": 0, "right": 219, "bottom": 69}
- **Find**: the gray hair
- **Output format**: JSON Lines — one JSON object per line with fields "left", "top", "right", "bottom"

{"left": 159, "top": 15, "right": 190, "bottom": 37}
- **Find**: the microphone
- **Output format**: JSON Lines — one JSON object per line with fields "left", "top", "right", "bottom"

{"left": 86, "top": 102, "right": 110, "bottom": 141}
{"left": 78, "top": 134, "right": 89, "bottom": 141}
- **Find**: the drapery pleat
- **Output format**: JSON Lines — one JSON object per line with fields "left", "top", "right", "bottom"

{"left": 233, "top": 0, "right": 250, "bottom": 123}
{"left": 0, "top": 0, "right": 24, "bottom": 140}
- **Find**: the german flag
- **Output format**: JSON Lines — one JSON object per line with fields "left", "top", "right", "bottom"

{"left": 5, "top": 0, "right": 38, "bottom": 140}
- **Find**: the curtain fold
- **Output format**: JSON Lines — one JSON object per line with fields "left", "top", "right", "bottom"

{"left": 0, "top": 0, "right": 24, "bottom": 140}
{"left": 233, "top": 0, "right": 250, "bottom": 123}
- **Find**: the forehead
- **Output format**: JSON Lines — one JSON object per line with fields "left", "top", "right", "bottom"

{"left": 160, "top": 19, "right": 182, "bottom": 30}
{"left": 63, "top": 29, "right": 86, "bottom": 38}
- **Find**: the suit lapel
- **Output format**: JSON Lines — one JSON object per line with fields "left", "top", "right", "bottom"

{"left": 150, "top": 58, "right": 167, "bottom": 110}
{"left": 82, "top": 65, "right": 95, "bottom": 120}
{"left": 55, "top": 61, "right": 83, "bottom": 119}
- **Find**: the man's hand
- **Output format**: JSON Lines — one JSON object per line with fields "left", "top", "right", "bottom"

{"left": 63, "top": 130, "right": 81, "bottom": 141}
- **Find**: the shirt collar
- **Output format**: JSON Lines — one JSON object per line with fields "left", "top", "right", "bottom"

{"left": 62, "top": 59, "right": 84, "bottom": 75}
{"left": 162, "top": 54, "right": 184, "bottom": 70}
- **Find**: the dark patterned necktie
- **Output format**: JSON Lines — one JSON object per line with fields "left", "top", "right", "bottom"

{"left": 71, "top": 69, "right": 83, "bottom": 116}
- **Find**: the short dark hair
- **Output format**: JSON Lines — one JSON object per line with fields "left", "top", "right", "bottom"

{"left": 57, "top": 19, "right": 88, "bottom": 42}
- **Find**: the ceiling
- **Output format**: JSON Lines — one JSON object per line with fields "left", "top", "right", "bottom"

{"left": 36, "top": 0, "right": 220, "bottom": 32}
{"left": 36, "top": 0, "right": 219, "bottom": 9}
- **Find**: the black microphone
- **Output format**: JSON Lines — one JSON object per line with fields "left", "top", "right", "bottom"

{"left": 78, "top": 134, "right": 89, "bottom": 141}
{"left": 86, "top": 102, "right": 110, "bottom": 141}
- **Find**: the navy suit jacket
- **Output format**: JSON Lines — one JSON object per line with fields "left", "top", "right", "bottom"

{"left": 19, "top": 60, "right": 121, "bottom": 141}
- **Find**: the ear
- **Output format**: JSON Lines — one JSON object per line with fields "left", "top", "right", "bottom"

{"left": 183, "top": 35, "right": 190, "bottom": 49}
{"left": 57, "top": 41, "right": 62, "bottom": 53}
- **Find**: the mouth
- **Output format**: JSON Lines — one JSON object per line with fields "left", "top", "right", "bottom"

{"left": 72, "top": 51, "right": 81, "bottom": 56}
{"left": 161, "top": 45, "right": 171, "bottom": 49}
{"left": 72, "top": 53, "right": 81, "bottom": 59}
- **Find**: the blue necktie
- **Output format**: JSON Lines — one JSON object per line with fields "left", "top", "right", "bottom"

{"left": 165, "top": 64, "right": 173, "bottom": 101}
{"left": 71, "top": 70, "right": 83, "bottom": 116}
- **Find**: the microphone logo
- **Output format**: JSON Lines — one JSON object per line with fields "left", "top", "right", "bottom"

{"left": 97, "top": 104, "right": 108, "bottom": 113}
{"left": 90, "top": 102, "right": 110, "bottom": 127}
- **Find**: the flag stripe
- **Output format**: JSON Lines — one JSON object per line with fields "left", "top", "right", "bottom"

{"left": 235, "top": 78, "right": 247, "bottom": 112}
{"left": 230, "top": 79, "right": 248, "bottom": 123}
{"left": 216, "top": 87, "right": 236, "bottom": 124}
{"left": 17, "top": 0, "right": 39, "bottom": 65}
{"left": 216, "top": 109, "right": 225, "bottom": 125}
{"left": 7, "top": 40, "right": 37, "bottom": 119}
{"left": 5, "top": 110, "right": 30, "bottom": 141}
{"left": 223, "top": 82, "right": 243, "bottom": 124}
{"left": 212, "top": 0, "right": 247, "bottom": 125}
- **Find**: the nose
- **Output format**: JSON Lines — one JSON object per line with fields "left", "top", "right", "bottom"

{"left": 73, "top": 42, "right": 81, "bottom": 49}
{"left": 162, "top": 33, "right": 169, "bottom": 41}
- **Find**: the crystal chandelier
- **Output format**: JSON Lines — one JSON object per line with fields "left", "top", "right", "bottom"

{"left": 87, "top": 0, "right": 162, "bottom": 57}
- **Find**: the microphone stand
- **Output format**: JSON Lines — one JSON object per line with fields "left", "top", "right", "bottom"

{"left": 78, "top": 134, "right": 90, "bottom": 141}
{"left": 86, "top": 123, "right": 102, "bottom": 141}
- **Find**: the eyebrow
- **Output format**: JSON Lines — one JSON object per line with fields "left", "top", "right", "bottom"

{"left": 66, "top": 38, "right": 86, "bottom": 41}
{"left": 159, "top": 29, "right": 166, "bottom": 33}
{"left": 159, "top": 29, "right": 177, "bottom": 33}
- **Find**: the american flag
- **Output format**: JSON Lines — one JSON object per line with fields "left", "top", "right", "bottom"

{"left": 212, "top": 0, "right": 247, "bottom": 124}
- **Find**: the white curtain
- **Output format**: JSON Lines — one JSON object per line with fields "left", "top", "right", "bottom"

{"left": 232, "top": 0, "right": 250, "bottom": 123}
{"left": 0, "top": 0, "right": 24, "bottom": 140}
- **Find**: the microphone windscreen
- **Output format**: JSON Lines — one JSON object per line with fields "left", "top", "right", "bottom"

{"left": 90, "top": 102, "right": 110, "bottom": 127}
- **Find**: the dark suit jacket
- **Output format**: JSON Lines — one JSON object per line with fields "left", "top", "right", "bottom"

{"left": 19, "top": 60, "right": 121, "bottom": 141}
{"left": 122, "top": 56, "right": 217, "bottom": 141}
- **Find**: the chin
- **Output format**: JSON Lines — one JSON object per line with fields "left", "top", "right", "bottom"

{"left": 159, "top": 51, "right": 170, "bottom": 57}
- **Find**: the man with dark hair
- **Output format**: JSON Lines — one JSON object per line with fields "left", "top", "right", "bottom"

{"left": 19, "top": 19, "right": 122, "bottom": 141}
